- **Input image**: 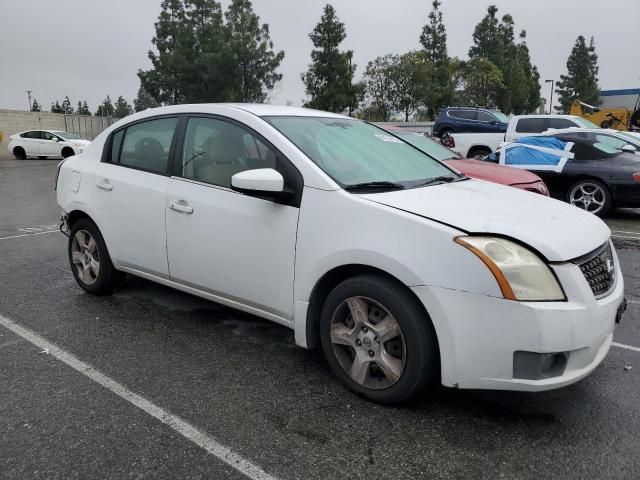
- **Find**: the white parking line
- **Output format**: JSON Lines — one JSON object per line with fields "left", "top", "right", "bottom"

{"left": 0, "top": 230, "right": 59, "bottom": 241}
{"left": 629, "top": 300, "right": 639, "bottom": 306}
{"left": 0, "top": 314, "right": 278, "bottom": 480}
{"left": 611, "top": 230, "right": 640, "bottom": 236}
{"left": 613, "top": 342, "right": 640, "bottom": 353}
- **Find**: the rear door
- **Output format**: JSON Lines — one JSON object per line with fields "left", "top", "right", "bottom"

{"left": 92, "top": 115, "right": 180, "bottom": 277}
{"left": 452, "top": 110, "right": 480, "bottom": 132}
{"left": 21, "top": 131, "right": 42, "bottom": 155}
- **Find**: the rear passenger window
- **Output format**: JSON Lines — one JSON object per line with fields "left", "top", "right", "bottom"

{"left": 115, "top": 117, "right": 178, "bottom": 173}
{"left": 515, "top": 118, "right": 546, "bottom": 133}
{"left": 548, "top": 118, "right": 576, "bottom": 130}
{"left": 110, "top": 130, "right": 124, "bottom": 163}
{"left": 451, "top": 110, "right": 476, "bottom": 120}
{"left": 21, "top": 131, "right": 41, "bottom": 139}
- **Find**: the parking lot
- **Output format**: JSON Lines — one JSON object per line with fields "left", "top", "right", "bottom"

{"left": 1, "top": 157, "right": 639, "bottom": 479}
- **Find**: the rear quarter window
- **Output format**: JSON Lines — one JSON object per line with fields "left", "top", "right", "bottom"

{"left": 515, "top": 118, "right": 546, "bottom": 133}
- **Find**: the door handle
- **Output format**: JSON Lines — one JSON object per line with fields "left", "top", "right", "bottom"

{"left": 97, "top": 179, "right": 113, "bottom": 191}
{"left": 169, "top": 200, "right": 193, "bottom": 214}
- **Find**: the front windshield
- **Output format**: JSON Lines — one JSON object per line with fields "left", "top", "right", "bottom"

{"left": 617, "top": 132, "right": 640, "bottom": 144}
{"left": 573, "top": 117, "right": 599, "bottom": 128}
{"left": 53, "top": 131, "right": 81, "bottom": 140}
{"left": 264, "top": 117, "right": 457, "bottom": 187}
{"left": 492, "top": 111, "right": 510, "bottom": 123}
{"left": 395, "top": 131, "right": 461, "bottom": 161}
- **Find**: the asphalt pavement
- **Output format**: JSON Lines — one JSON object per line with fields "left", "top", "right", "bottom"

{"left": 1, "top": 157, "right": 639, "bottom": 479}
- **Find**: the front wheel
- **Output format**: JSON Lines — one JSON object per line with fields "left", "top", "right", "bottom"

{"left": 320, "top": 274, "right": 439, "bottom": 404}
{"left": 567, "top": 179, "right": 612, "bottom": 217}
{"left": 68, "top": 218, "right": 125, "bottom": 295}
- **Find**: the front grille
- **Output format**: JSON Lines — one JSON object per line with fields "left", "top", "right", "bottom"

{"left": 574, "top": 243, "right": 615, "bottom": 297}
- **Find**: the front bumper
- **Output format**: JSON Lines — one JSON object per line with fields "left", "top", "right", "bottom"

{"left": 412, "top": 250, "right": 625, "bottom": 391}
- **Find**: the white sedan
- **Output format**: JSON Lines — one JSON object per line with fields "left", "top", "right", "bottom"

{"left": 8, "top": 130, "right": 91, "bottom": 159}
{"left": 56, "top": 104, "right": 625, "bottom": 404}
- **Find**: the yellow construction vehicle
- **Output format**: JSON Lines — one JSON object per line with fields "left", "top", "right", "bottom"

{"left": 570, "top": 98, "right": 640, "bottom": 131}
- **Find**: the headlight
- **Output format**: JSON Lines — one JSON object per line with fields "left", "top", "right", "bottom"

{"left": 455, "top": 236, "right": 565, "bottom": 301}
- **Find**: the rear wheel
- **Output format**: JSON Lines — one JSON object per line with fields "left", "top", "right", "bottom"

{"left": 13, "top": 147, "right": 26, "bottom": 160}
{"left": 567, "top": 179, "right": 612, "bottom": 217}
{"left": 320, "top": 274, "right": 439, "bottom": 404}
{"left": 468, "top": 147, "right": 491, "bottom": 159}
{"left": 68, "top": 218, "right": 125, "bottom": 295}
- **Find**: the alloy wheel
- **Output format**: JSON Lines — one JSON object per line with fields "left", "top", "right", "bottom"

{"left": 330, "top": 296, "right": 406, "bottom": 389}
{"left": 71, "top": 229, "right": 100, "bottom": 285}
{"left": 569, "top": 182, "right": 606, "bottom": 214}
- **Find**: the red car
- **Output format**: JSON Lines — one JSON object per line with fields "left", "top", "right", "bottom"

{"left": 386, "top": 128, "right": 549, "bottom": 196}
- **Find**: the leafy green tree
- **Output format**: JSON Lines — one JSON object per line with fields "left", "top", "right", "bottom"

{"left": 224, "top": 0, "right": 285, "bottom": 102}
{"left": 77, "top": 101, "right": 91, "bottom": 116}
{"left": 95, "top": 95, "right": 115, "bottom": 116}
{"left": 139, "top": 0, "right": 283, "bottom": 105}
{"left": 362, "top": 54, "right": 395, "bottom": 121}
{"left": 114, "top": 96, "right": 134, "bottom": 117}
{"left": 31, "top": 99, "right": 41, "bottom": 112}
{"left": 458, "top": 57, "right": 505, "bottom": 107}
{"left": 51, "top": 101, "right": 64, "bottom": 113}
{"left": 555, "top": 35, "right": 600, "bottom": 113}
{"left": 134, "top": 85, "right": 160, "bottom": 112}
{"left": 391, "top": 51, "right": 433, "bottom": 121}
{"left": 301, "top": 4, "right": 361, "bottom": 113}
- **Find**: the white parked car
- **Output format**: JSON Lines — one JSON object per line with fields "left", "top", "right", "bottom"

{"left": 445, "top": 114, "right": 598, "bottom": 158}
{"left": 8, "top": 130, "right": 91, "bottom": 159}
{"left": 56, "top": 104, "right": 625, "bottom": 404}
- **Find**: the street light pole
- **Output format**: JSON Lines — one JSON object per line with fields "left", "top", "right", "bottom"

{"left": 545, "top": 79, "right": 554, "bottom": 114}
{"left": 26, "top": 90, "right": 33, "bottom": 111}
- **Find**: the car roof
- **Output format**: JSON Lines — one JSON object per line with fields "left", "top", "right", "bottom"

{"left": 133, "top": 103, "right": 349, "bottom": 119}
{"left": 511, "top": 114, "right": 581, "bottom": 119}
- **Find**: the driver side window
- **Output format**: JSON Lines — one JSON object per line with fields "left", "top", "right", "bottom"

{"left": 42, "top": 132, "right": 58, "bottom": 141}
{"left": 180, "top": 117, "right": 276, "bottom": 188}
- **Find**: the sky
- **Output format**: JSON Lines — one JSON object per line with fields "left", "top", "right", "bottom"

{"left": 1, "top": 0, "right": 638, "bottom": 113}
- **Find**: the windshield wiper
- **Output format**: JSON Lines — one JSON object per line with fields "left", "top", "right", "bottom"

{"left": 345, "top": 181, "right": 405, "bottom": 191}
{"left": 415, "top": 175, "right": 465, "bottom": 187}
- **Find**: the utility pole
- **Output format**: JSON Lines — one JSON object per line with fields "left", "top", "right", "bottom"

{"left": 26, "top": 90, "right": 33, "bottom": 110}
{"left": 545, "top": 79, "right": 554, "bottom": 114}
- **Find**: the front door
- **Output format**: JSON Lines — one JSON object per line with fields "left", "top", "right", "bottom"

{"left": 41, "top": 131, "right": 62, "bottom": 156}
{"left": 165, "top": 116, "right": 301, "bottom": 320}
{"left": 92, "top": 116, "right": 180, "bottom": 277}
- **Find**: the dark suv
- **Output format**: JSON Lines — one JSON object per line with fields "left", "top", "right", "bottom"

{"left": 433, "top": 107, "right": 510, "bottom": 137}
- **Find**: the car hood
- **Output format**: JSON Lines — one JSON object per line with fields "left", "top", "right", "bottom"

{"left": 444, "top": 159, "right": 542, "bottom": 185}
{"left": 358, "top": 179, "right": 610, "bottom": 261}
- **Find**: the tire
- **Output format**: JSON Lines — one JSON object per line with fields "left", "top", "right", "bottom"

{"left": 468, "top": 147, "right": 491, "bottom": 159}
{"left": 566, "top": 179, "right": 612, "bottom": 217}
{"left": 68, "top": 218, "right": 125, "bottom": 295}
{"left": 438, "top": 127, "right": 453, "bottom": 139}
{"left": 13, "top": 147, "right": 26, "bottom": 160}
{"left": 38, "top": 156, "right": 48, "bottom": 159}
{"left": 62, "top": 147, "right": 75, "bottom": 158}
{"left": 319, "top": 274, "right": 439, "bottom": 404}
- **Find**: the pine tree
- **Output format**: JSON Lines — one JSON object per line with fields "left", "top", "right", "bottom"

{"left": 420, "top": 0, "right": 447, "bottom": 64}
{"left": 419, "top": 0, "right": 451, "bottom": 116}
{"left": 134, "top": 85, "right": 160, "bottom": 112}
{"left": 301, "top": 4, "right": 361, "bottom": 113}
{"left": 31, "top": 99, "right": 41, "bottom": 112}
{"left": 114, "top": 96, "right": 134, "bottom": 117}
{"left": 555, "top": 35, "right": 600, "bottom": 113}
{"left": 95, "top": 95, "right": 115, "bottom": 116}
{"left": 224, "top": 0, "right": 285, "bottom": 102}
{"left": 468, "top": 6, "right": 540, "bottom": 113}
{"left": 51, "top": 101, "right": 64, "bottom": 113}
{"left": 139, "top": 0, "right": 189, "bottom": 105}
{"left": 62, "top": 96, "right": 74, "bottom": 114}
{"left": 77, "top": 101, "right": 91, "bottom": 116}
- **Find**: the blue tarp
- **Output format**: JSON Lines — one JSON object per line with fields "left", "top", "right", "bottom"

{"left": 503, "top": 136, "right": 572, "bottom": 171}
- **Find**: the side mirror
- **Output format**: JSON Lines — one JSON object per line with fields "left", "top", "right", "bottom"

{"left": 231, "top": 168, "right": 292, "bottom": 199}
{"left": 490, "top": 120, "right": 498, "bottom": 125}
{"left": 51, "top": 137, "right": 59, "bottom": 142}
{"left": 621, "top": 144, "right": 637, "bottom": 153}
